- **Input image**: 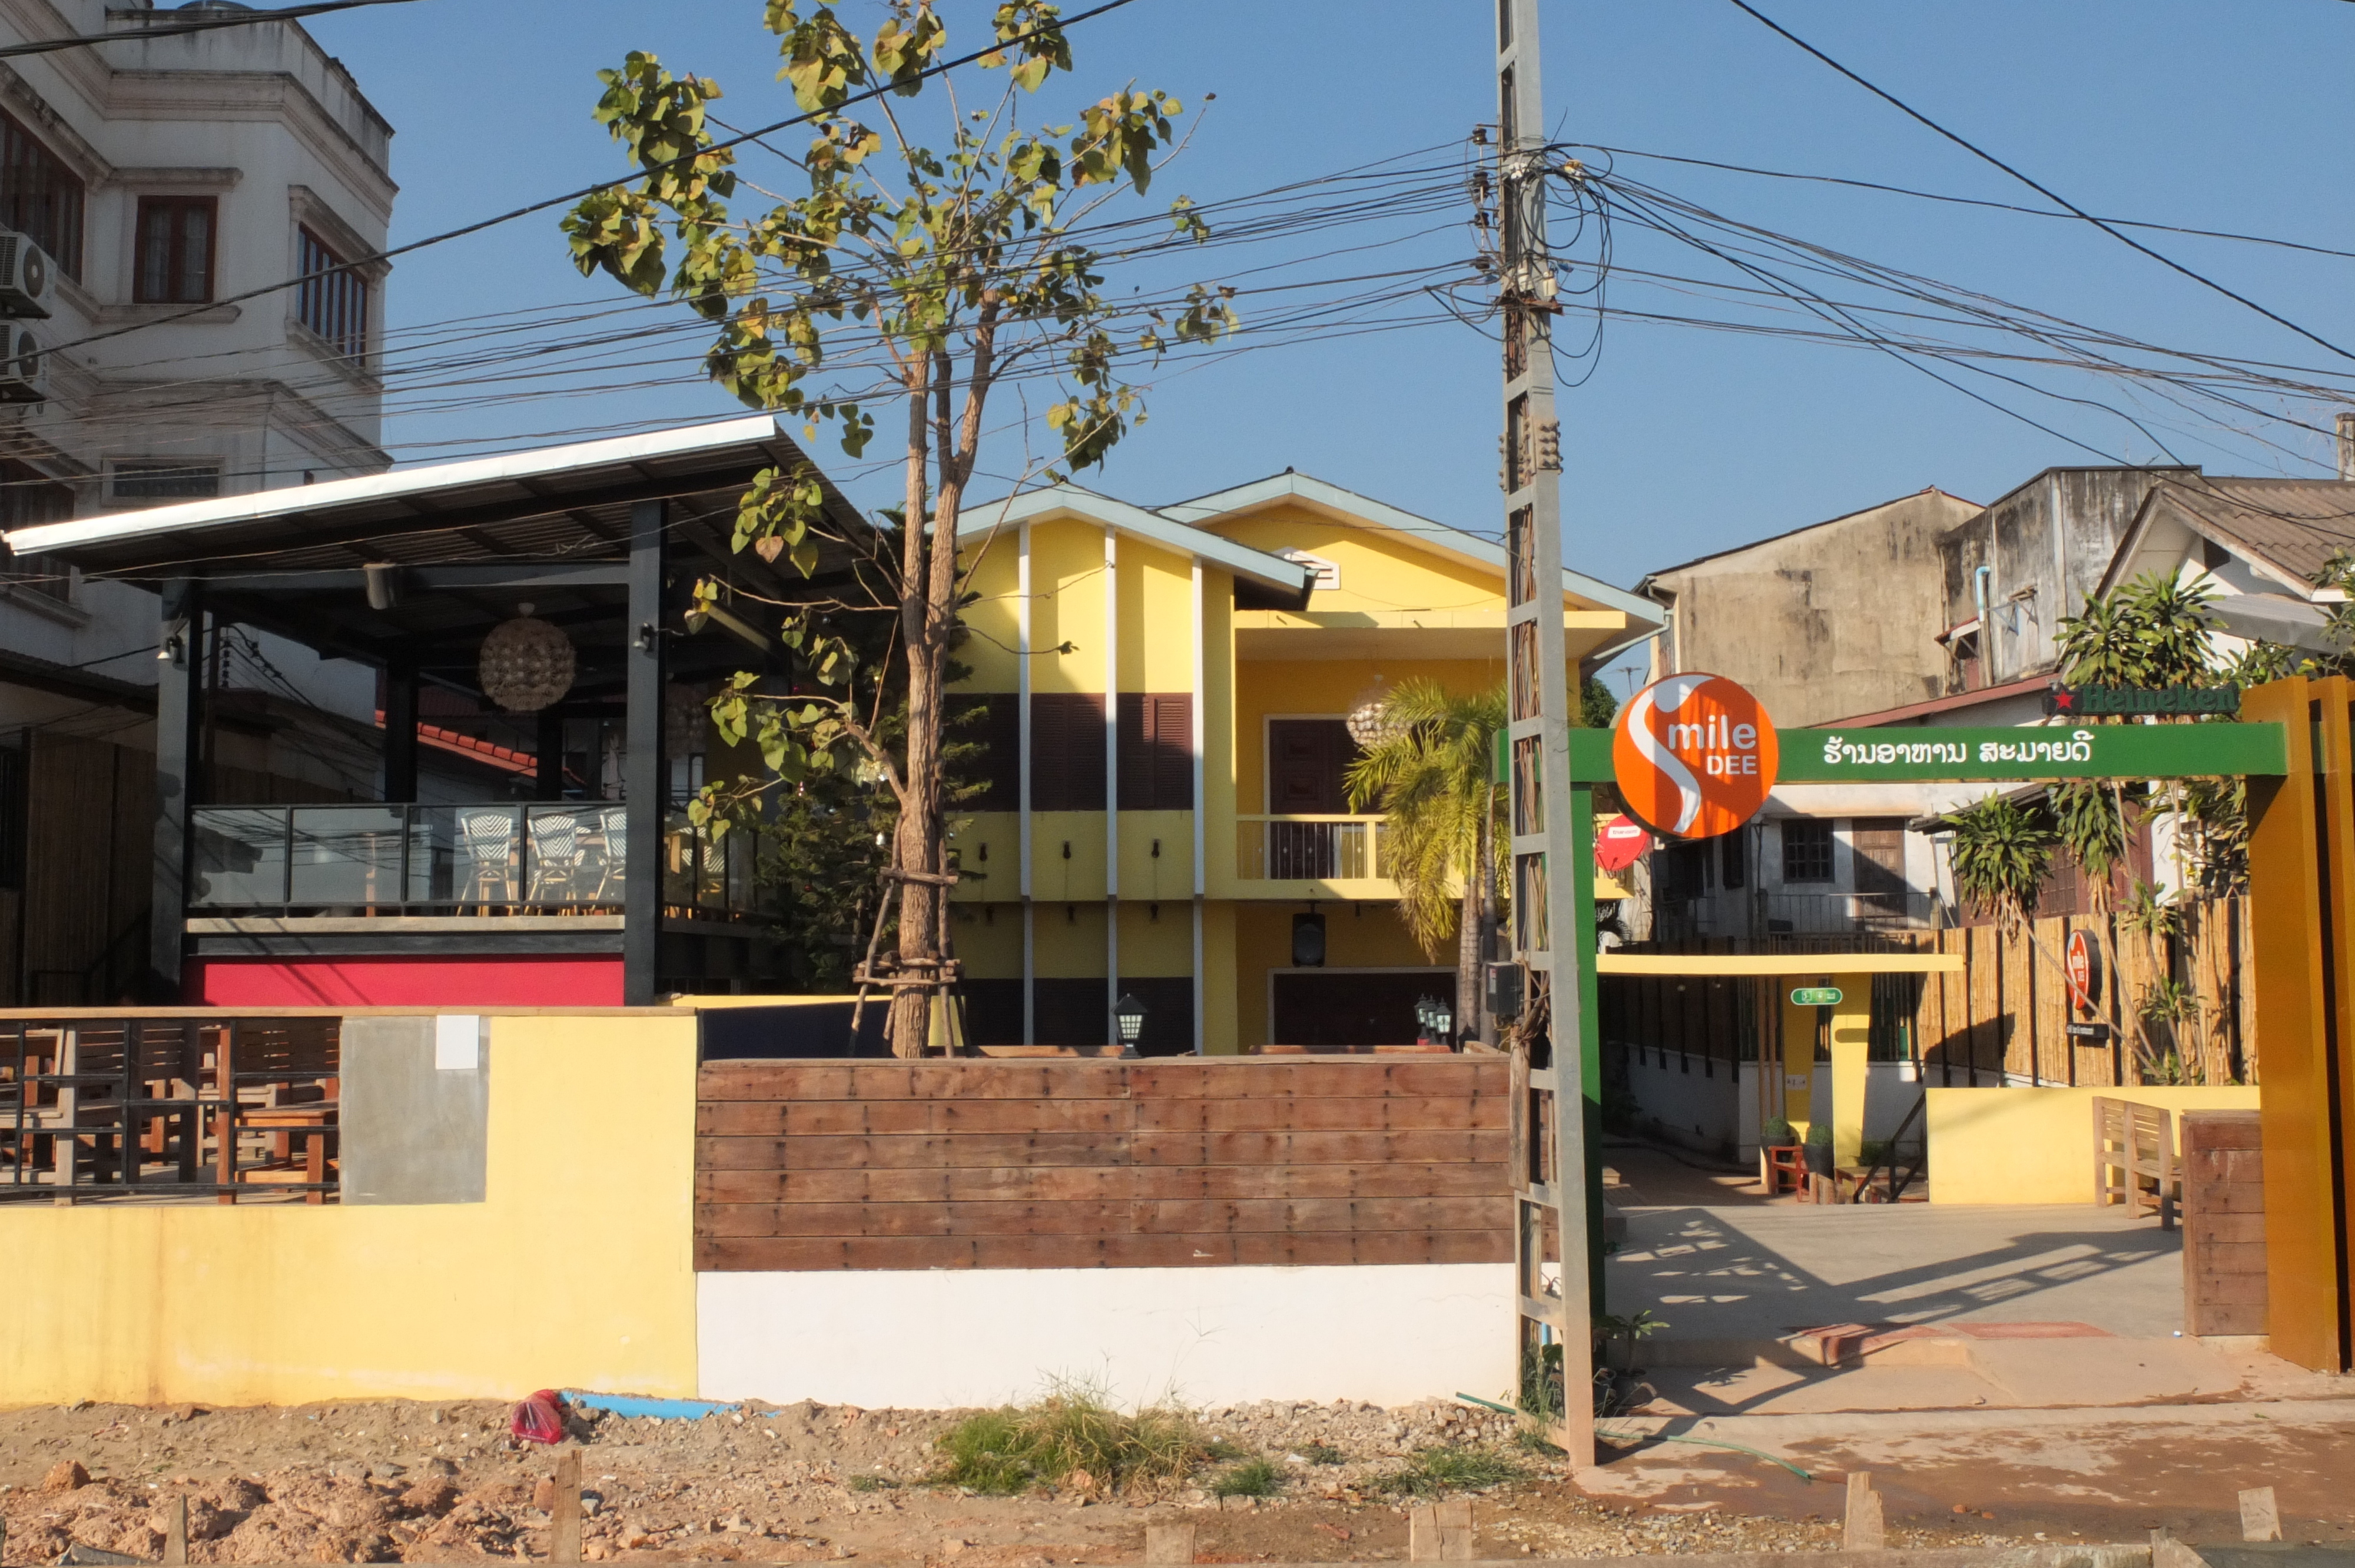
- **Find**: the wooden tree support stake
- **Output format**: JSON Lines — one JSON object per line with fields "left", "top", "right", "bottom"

{"left": 1408, "top": 1499, "right": 1474, "bottom": 1562}
{"left": 550, "top": 1446, "right": 582, "bottom": 1564}
{"left": 164, "top": 1493, "right": 188, "bottom": 1566}
{"left": 2240, "top": 1486, "right": 2282, "bottom": 1543}
{"left": 1143, "top": 1523, "right": 1196, "bottom": 1563}
{"left": 1842, "top": 1471, "right": 1884, "bottom": 1552}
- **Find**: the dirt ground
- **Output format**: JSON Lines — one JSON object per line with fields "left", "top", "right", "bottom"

{"left": 5, "top": 1391, "right": 2350, "bottom": 1565}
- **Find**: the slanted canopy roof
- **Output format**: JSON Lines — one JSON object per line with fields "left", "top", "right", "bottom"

{"left": 3, "top": 415, "right": 870, "bottom": 696}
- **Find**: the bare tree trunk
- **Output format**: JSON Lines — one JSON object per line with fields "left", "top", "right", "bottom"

{"left": 887, "top": 357, "right": 937, "bottom": 1058}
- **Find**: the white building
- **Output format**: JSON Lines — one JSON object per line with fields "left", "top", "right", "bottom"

{"left": 0, "top": 0, "right": 409, "bottom": 1001}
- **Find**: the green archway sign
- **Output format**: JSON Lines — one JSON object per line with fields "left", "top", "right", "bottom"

{"left": 1790, "top": 985, "right": 1843, "bottom": 1007}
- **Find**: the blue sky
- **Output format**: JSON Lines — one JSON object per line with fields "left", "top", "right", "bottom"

{"left": 307, "top": 0, "right": 2355, "bottom": 639}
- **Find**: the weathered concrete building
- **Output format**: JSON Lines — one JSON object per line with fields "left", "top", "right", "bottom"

{"left": 1638, "top": 486, "right": 1977, "bottom": 728}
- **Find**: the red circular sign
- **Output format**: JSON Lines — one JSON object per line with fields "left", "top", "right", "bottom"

{"left": 2066, "top": 928, "right": 2097, "bottom": 1014}
{"left": 1611, "top": 673, "right": 1779, "bottom": 840}
{"left": 1595, "top": 814, "right": 1652, "bottom": 875}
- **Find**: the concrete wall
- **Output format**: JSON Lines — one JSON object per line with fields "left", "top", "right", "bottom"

{"left": 1646, "top": 488, "right": 1977, "bottom": 728}
{"left": 1925, "top": 1084, "right": 2260, "bottom": 1205}
{"left": 0, "top": 1012, "right": 699, "bottom": 1406}
{"left": 697, "top": 1263, "right": 1516, "bottom": 1409}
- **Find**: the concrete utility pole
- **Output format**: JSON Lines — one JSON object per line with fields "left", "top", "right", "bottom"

{"left": 1497, "top": 0, "right": 1597, "bottom": 1466}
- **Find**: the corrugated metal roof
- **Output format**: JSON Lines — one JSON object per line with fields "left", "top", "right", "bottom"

{"left": 2146, "top": 475, "right": 2355, "bottom": 584}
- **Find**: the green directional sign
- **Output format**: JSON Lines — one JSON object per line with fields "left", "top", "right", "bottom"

{"left": 1790, "top": 986, "right": 1843, "bottom": 1007}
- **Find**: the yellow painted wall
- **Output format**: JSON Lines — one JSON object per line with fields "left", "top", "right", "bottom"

{"left": 948, "top": 810, "right": 1019, "bottom": 903}
{"left": 0, "top": 1014, "right": 699, "bottom": 1406}
{"left": 952, "top": 901, "right": 1023, "bottom": 979}
{"left": 958, "top": 523, "right": 1024, "bottom": 691}
{"left": 1210, "top": 504, "right": 1502, "bottom": 616}
{"left": 1117, "top": 810, "right": 1195, "bottom": 902}
{"left": 1033, "top": 901, "right": 1109, "bottom": 978}
{"left": 1232, "top": 902, "right": 1446, "bottom": 1047}
{"left": 1030, "top": 518, "right": 1110, "bottom": 696}
{"left": 1117, "top": 900, "right": 1193, "bottom": 976}
{"left": 1201, "top": 902, "right": 1238, "bottom": 1055}
{"left": 1031, "top": 811, "right": 1107, "bottom": 902}
{"left": 1925, "top": 1085, "right": 2261, "bottom": 1205}
{"left": 1117, "top": 537, "right": 1198, "bottom": 692}
{"left": 1234, "top": 658, "right": 1505, "bottom": 816}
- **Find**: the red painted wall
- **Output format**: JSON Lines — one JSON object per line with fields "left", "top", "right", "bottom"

{"left": 188, "top": 957, "right": 625, "bottom": 1008}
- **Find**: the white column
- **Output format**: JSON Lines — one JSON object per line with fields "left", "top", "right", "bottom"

{"left": 1018, "top": 521, "right": 1033, "bottom": 1044}
{"left": 1104, "top": 527, "right": 1120, "bottom": 1038}
{"left": 1192, "top": 556, "right": 1206, "bottom": 1054}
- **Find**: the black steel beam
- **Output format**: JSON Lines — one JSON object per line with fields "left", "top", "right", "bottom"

{"left": 149, "top": 578, "right": 200, "bottom": 1001}
{"left": 624, "top": 497, "right": 666, "bottom": 1006}
{"left": 383, "top": 661, "right": 419, "bottom": 803}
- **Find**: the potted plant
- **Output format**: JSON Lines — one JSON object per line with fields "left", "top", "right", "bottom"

{"left": 1762, "top": 1116, "right": 1797, "bottom": 1150}
{"left": 1804, "top": 1120, "right": 1835, "bottom": 1177}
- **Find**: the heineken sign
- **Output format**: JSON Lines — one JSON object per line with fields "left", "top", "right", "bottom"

{"left": 2043, "top": 685, "right": 2240, "bottom": 718}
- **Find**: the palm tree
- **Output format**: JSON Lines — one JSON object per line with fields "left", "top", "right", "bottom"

{"left": 1344, "top": 679, "right": 1507, "bottom": 1044}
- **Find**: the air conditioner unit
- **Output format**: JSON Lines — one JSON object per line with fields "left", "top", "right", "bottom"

{"left": 0, "top": 324, "right": 48, "bottom": 403}
{"left": 0, "top": 228, "right": 53, "bottom": 319}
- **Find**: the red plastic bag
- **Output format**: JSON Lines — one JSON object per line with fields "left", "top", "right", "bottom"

{"left": 510, "top": 1389, "right": 565, "bottom": 1446}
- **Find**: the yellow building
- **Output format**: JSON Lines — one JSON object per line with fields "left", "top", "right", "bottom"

{"left": 950, "top": 472, "right": 1663, "bottom": 1053}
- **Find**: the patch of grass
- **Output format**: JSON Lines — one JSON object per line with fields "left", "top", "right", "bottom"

{"left": 1210, "top": 1459, "right": 1282, "bottom": 1499}
{"left": 1372, "top": 1446, "right": 1529, "bottom": 1499}
{"left": 847, "top": 1474, "right": 898, "bottom": 1493}
{"left": 1299, "top": 1440, "right": 1346, "bottom": 1466}
{"left": 929, "top": 1382, "right": 1209, "bottom": 1496}
{"left": 1512, "top": 1428, "right": 1564, "bottom": 1457}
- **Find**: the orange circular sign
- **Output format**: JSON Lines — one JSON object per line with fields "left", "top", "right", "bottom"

{"left": 1611, "top": 673, "right": 1779, "bottom": 840}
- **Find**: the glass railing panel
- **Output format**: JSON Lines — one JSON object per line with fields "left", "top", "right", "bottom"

{"left": 287, "top": 807, "right": 406, "bottom": 909}
{"left": 526, "top": 803, "right": 626, "bottom": 906}
{"left": 406, "top": 805, "right": 522, "bottom": 909}
{"left": 190, "top": 808, "right": 290, "bottom": 909}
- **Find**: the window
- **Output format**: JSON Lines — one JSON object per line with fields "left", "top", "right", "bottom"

{"left": 1780, "top": 819, "right": 1834, "bottom": 883}
{"left": 1029, "top": 693, "right": 1106, "bottom": 812}
{"left": 297, "top": 226, "right": 367, "bottom": 361}
{"left": 0, "top": 109, "right": 83, "bottom": 279}
{"left": 1117, "top": 694, "right": 1193, "bottom": 810}
{"left": 134, "top": 196, "right": 215, "bottom": 303}
{"left": 1718, "top": 824, "right": 1747, "bottom": 890}
{"left": 110, "top": 461, "right": 221, "bottom": 503}
{"left": 0, "top": 459, "right": 73, "bottom": 600}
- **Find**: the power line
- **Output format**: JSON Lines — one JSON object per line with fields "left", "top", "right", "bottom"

{"left": 40, "top": 0, "right": 1144, "bottom": 360}
{"left": 0, "top": 0, "right": 425, "bottom": 60}
{"left": 1724, "top": 0, "right": 2355, "bottom": 365}
{"left": 1573, "top": 143, "right": 2355, "bottom": 267}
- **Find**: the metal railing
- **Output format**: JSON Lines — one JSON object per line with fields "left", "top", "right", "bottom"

{"left": 1, "top": 1016, "right": 339, "bottom": 1204}
{"left": 1652, "top": 889, "right": 1937, "bottom": 942}
{"left": 1234, "top": 815, "right": 1388, "bottom": 881}
{"left": 188, "top": 803, "right": 756, "bottom": 919}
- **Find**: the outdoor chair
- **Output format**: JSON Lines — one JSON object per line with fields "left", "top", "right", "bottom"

{"left": 526, "top": 812, "right": 584, "bottom": 906}
{"left": 459, "top": 810, "right": 516, "bottom": 908}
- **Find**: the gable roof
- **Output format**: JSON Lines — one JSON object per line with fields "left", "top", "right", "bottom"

{"left": 956, "top": 483, "right": 1314, "bottom": 597}
{"left": 1157, "top": 470, "right": 1661, "bottom": 624}
{"left": 1636, "top": 485, "right": 1979, "bottom": 587}
{"left": 2099, "top": 475, "right": 2355, "bottom": 600}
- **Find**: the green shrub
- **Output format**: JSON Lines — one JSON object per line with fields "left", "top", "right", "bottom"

{"left": 1372, "top": 1446, "right": 1527, "bottom": 1497}
{"left": 1299, "top": 1440, "right": 1346, "bottom": 1466}
{"left": 1762, "top": 1116, "right": 1796, "bottom": 1145}
{"left": 930, "top": 1383, "right": 1208, "bottom": 1496}
{"left": 1210, "top": 1459, "right": 1282, "bottom": 1498}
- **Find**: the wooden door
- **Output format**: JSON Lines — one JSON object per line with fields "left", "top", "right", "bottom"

{"left": 1269, "top": 720, "right": 1354, "bottom": 813}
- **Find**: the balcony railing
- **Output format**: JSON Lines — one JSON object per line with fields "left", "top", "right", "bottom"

{"left": 1235, "top": 815, "right": 1388, "bottom": 881}
{"left": 1651, "top": 889, "right": 1937, "bottom": 942}
{"left": 187, "top": 803, "right": 756, "bottom": 919}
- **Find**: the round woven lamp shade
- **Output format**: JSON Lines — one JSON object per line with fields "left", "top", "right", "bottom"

{"left": 477, "top": 604, "right": 575, "bottom": 714}
{"left": 1344, "top": 676, "right": 1401, "bottom": 749}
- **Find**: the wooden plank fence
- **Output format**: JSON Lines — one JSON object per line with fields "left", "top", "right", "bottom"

{"left": 1614, "top": 896, "right": 2252, "bottom": 1088}
{"left": 694, "top": 1057, "right": 1514, "bottom": 1271}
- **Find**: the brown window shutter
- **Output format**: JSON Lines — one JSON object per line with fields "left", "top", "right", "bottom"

{"left": 1032, "top": 693, "right": 1106, "bottom": 812}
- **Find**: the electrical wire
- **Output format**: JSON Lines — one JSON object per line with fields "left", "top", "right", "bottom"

{"left": 0, "top": 0, "right": 426, "bottom": 60}
{"left": 1724, "top": 0, "right": 2355, "bottom": 364}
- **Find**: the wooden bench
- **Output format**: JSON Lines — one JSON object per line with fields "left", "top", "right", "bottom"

{"left": 2094, "top": 1095, "right": 2177, "bottom": 1227}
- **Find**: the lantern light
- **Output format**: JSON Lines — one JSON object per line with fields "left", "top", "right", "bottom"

{"left": 1115, "top": 991, "right": 1148, "bottom": 1053}
{"left": 477, "top": 602, "right": 576, "bottom": 714}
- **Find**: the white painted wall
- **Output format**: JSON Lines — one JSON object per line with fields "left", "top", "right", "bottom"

{"left": 698, "top": 1265, "right": 1517, "bottom": 1410}
{"left": 1621, "top": 1044, "right": 1740, "bottom": 1157}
